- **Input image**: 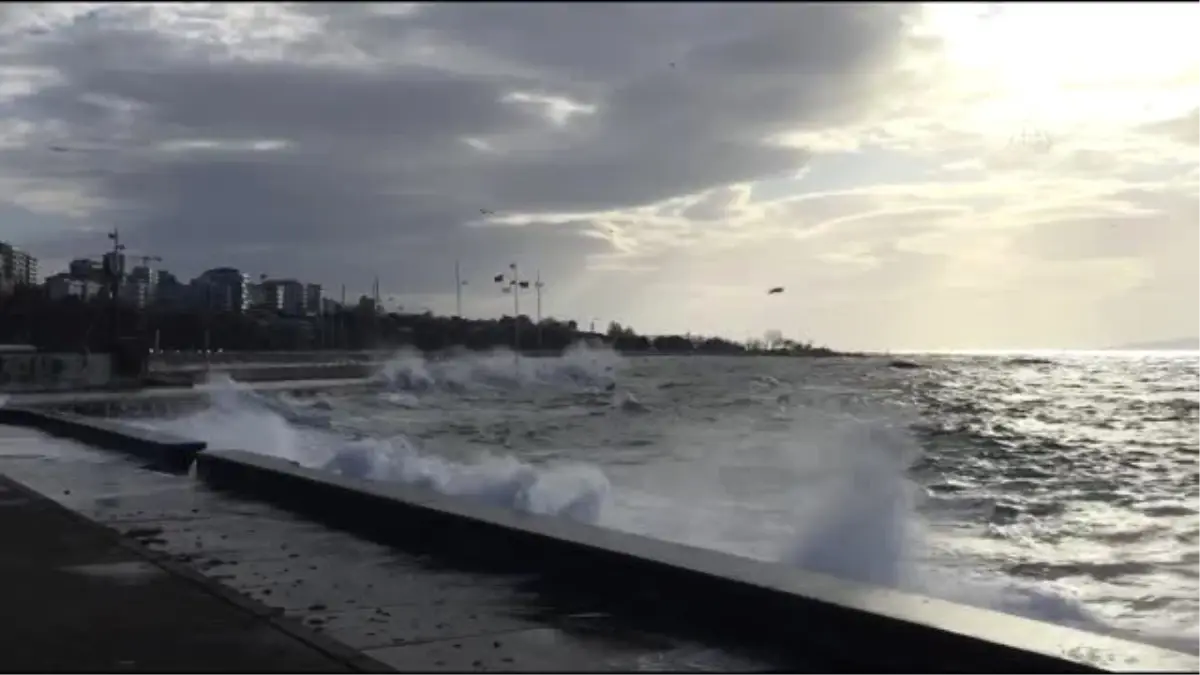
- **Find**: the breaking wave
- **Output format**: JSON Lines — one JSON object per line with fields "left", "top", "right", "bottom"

{"left": 127, "top": 345, "right": 1185, "bottom": 652}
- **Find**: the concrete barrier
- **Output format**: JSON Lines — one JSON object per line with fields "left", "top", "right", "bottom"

{"left": 199, "top": 363, "right": 377, "bottom": 383}
{"left": 0, "top": 407, "right": 204, "bottom": 472}
{"left": 151, "top": 350, "right": 391, "bottom": 368}
{"left": 0, "top": 352, "right": 113, "bottom": 393}
{"left": 193, "top": 449, "right": 1196, "bottom": 674}
{"left": 5, "top": 377, "right": 379, "bottom": 416}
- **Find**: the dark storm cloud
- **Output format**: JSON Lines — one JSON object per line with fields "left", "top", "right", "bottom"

{"left": 0, "top": 3, "right": 921, "bottom": 295}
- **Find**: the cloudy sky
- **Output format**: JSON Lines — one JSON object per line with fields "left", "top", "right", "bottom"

{"left": 1, "top": 3, "right": 1195, "bottom": 351}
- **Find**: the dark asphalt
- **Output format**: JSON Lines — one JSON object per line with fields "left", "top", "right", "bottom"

{"left": 0, "top": 473, "right": 384, "bottom": 673}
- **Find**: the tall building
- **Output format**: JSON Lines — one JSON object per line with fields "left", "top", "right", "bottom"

{"left": 154, "top": 272, "right": 188, "bottom": 309}
{"left": 280, "top": 280, "right": 305, "bottom": 315}
{"left": 247, "top": 282, "right": 273, "bottom": 310}
{"left": 194, "top": 267, "right": 251, "bottom": 312}
{"left": 102, "top": 251, "right": 126, "bottom": 279}
{"left": 129, "top": 265, "right": 160, "bottom": 287}
{"left": 118, "top": 279, "right": 150, "bottom": 309}
{"left": 45, "top": 273, "right": 103, "bottom": 302}
{"left": 0, "top": 242, "right": 38, "bottom": 286}
{"left": 305, "top": 283, "right": 323, "bottom": 315}
{"left": 258, "top": 278, "right": 306, "bottom": 315}
{"left": 69, "top": 258, "right": 103, "bottom": 281}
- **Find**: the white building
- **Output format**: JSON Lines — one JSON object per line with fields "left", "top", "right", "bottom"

{"left": 0, "top": 242, "right": 38, "bottom": 286}
{"left": 260, "top": 278, "right": 305, "bottom": 315}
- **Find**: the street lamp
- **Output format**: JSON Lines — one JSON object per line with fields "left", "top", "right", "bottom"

{"left": 534, "top": 271, "right": 546, "bottom": 350}
{"left": 493, "top": 263, "right": 535, "bottom": 353}
{"left": 104, "top": 228, "right": 126, "bottom": 350}
{"left": 454, "top": 260, "right": 469, "bottom": 317}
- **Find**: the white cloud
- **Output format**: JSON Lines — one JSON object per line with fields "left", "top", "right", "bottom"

{"left": 0, "top": 3, "right": 1194, "bottom": 349}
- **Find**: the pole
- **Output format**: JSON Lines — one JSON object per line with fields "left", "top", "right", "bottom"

{"left": 455, "top": 260, "right": 463, "bottom": 317}
{"left": 511, "top": 263, "right": 520, "bottom": 352}
{"left": 535, "top": 270, "right": 543, "bottom": 350}
{"left": 106, "top": 228, "right": 123, "bottom": 351}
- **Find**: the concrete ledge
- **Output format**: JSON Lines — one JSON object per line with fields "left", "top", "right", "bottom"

{"left": 193, "top": 449, "right": 1196, "bottom": 674}
{"left": 200, "top": 364, "right": 377, "bottom": 383}
{"left": 0, "top": 407, "right": 204, "bottom": 472}
{"left": 6, "top": 377, "right": 379, "bottom": 412}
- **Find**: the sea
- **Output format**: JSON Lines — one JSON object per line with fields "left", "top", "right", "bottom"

{"left": 129, "top": 347, "right": 1198, "bottom": 654}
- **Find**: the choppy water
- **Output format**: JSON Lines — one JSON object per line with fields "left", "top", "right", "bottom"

{"left": 129, "top": 347, "right": 1198, "bottom": 654}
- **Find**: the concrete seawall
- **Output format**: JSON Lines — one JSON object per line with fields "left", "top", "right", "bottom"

{"left": 152, "top": 350, "right": 392, "bottom": 368}
{"left": 3, "top": 378, "right": 378, "bottom": 417}
{"left": 2, "top": 410, "right": 1194, "bottom": 673}
{"left": 0, "top": 407, "right": 203, "bottom": 472}
{"left": 0, "top": 352, "right": 113, "bottom": 392}
{"left": 154, "top": 363, "right": 380, "bottom": 385}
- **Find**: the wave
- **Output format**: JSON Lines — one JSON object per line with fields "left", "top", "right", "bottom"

{"left": 129, "top": 348, "right": 1174, "bottom": 651}
{"left": 152, "top": 373, "right": 610, "bottom": 523}
{"left": 374, "top": 342, "right": 621, "bottom": 393}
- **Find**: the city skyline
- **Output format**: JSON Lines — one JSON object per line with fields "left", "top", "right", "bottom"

{"left": 1, "top": 236, "right": 561, "bottom": 325}
{"left": 0, "top": 4, "right": 1195, "bottom": 351}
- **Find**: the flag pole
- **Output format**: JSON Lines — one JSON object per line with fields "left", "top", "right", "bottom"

{"left": 455, "top": 260, "right": 462, "bottom": 317}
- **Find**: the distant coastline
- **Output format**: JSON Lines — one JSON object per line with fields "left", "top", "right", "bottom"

{"left": 0, "top": 284, "right": 855, "bottom": 359}
{"left": 1109, "top": 337, "right": 1200, "bottom": 351}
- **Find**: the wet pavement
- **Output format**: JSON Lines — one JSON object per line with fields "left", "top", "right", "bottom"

{"left": 0, "top": 424, "right": 779, "bottom": 672}
{"left": 0, "top": 470, "right": 371, "bottom": 672}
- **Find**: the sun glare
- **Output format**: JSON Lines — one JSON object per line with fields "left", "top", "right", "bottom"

{"left": 920, "top": 3, "right": 1198, "bottom": 134}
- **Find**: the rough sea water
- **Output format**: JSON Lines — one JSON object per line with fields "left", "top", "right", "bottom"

{"left": 131, "top": 346, "right": 1198, "bottom": 655}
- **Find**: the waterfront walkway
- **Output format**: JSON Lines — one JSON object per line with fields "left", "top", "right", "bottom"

{"left": 0, "top": 473, "right": 385, "bottom": 673}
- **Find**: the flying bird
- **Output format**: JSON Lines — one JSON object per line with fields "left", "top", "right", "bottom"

{"left": 767, "top": 287, "right": 785, "bottom": 295}
{"left": 480, "top": 209, "right": 495, "bottom": 215}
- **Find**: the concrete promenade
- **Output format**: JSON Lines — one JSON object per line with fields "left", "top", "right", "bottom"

{"left": 0, "top": 424, "right": 779, "bottom": 673}
{"left": 0, "top": 473, "right": 383, "bottom": 673}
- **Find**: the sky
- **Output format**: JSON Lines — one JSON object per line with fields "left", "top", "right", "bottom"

{"left": 0, "top": 2, "right": 1195, "bottom": 351}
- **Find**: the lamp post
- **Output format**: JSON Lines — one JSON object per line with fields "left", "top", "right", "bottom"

{"left": 493, "top": 262, "right": 536, "bottom": 358}
{"left": 534, "top": 270, "right": 545, "bottom": 350}
{"left": 104, "top": 228, "right": 126, "bottom": 351}
{"left": 454, "top": 260, "right": 468, "bottom": 317}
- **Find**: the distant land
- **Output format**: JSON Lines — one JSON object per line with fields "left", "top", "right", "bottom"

{"left": 1111, "top": 337, "right": 1200, "bottom": 351}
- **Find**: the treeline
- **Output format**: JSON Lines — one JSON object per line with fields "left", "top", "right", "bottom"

{"left": 0, "top": 286, "right": 842, "bottom": 357}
